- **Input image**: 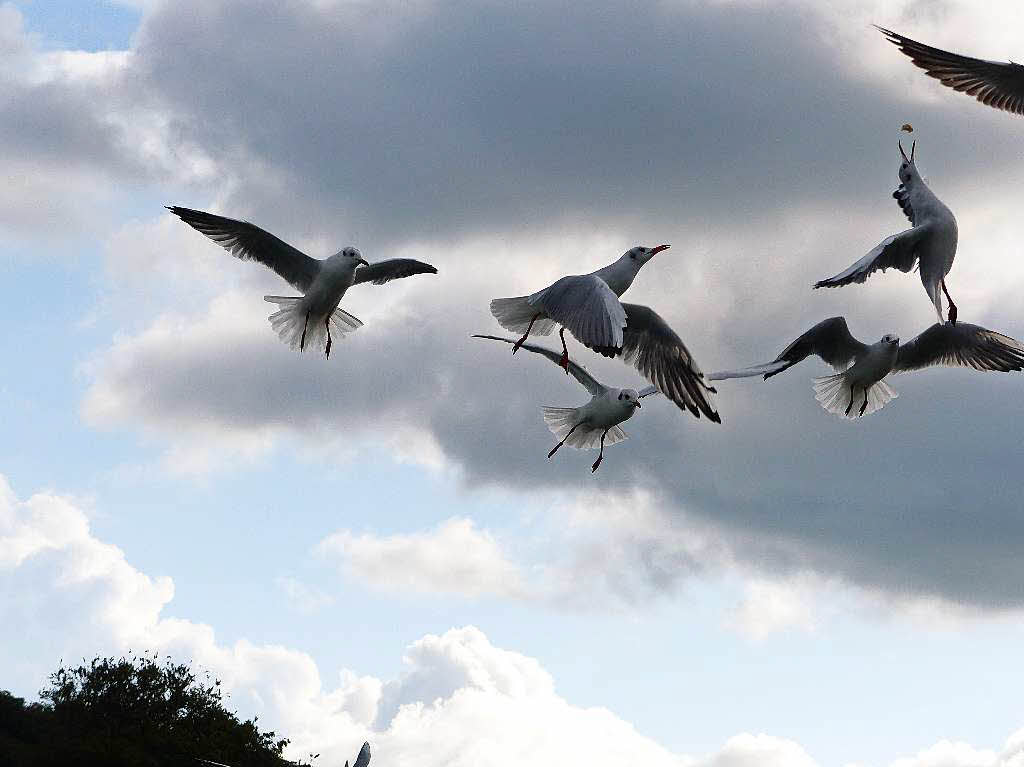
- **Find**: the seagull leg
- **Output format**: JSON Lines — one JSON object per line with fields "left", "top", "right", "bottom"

{"left": 591, "top": 430, "right": 608, "bottom": 473}
{"left": 558, "top": 328, "right": 570, "bottom": 373}
{"left": 512, "top": 314, "right": 541, "bottom": 354}
{"left": 859, "top": 388, "right": 869, "bottom": 416}
{"left": 941, "top": 279, "right": 958, "bottom": 325}
{"left": 324, "top": 314, "right": 333, "bottom": 359}
{"left": 300, "top": 310, "right": 310, "bottom": 351}
{"left": 548, "top": 422, "right": 581, "bottom": 459}
{"left": 845, "top": 388, "right": 856, "bottom": 417}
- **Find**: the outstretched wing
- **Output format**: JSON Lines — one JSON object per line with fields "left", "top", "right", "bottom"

{"left": 814, "top": 227, "right": 923, "bottom": 289}
{"left": 710, "top": 317, "right": 868, "bottom": 382}
{"left": 353, "top": 258, "right": 438, "bottom": 285}
{"left": 529, "top": 274, "right": 626, "bottom": 351}
{"left": 878, "top": 26, "right": 1024, "bottom": 116}
{"left": 894, "top": 322, "right": 1024, "bottom": 373}
{"left": 636, "top": 385, "right": 659, "bottom": 399}
{"left": 167, "top": 206, "right": 320, "bottom": 292}
{"left": 472, "top": 334, "right": 604, "bottom": 396}
{"left": 610, "top": 304, "right": 719, "bottom": 422}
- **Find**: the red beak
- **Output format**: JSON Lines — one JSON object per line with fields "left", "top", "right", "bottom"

{"left": 650, "top": 244, "right": 670, "bottom": 255}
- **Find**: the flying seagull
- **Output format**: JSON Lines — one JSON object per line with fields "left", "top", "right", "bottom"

{"left": 167, "top": 206, "right": 437, "bottom": 358}
{"left": 490, "top": 244, "right": 668, "bottom": 366}
{"left": 707, "top": 316, "right": 1024, "bottom": 418}
{"left": 878, "top": 26, "right": 1024, "bottom": 117}
{"left": 474, "top": 334, "right": 661, "bottom": 472}
{"left": 813, "top": 142, "right": 959, "bottom": 324}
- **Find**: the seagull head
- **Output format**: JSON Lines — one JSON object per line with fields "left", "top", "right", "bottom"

{"left": 898, "top": 140, "right": 919, "bottom": 184}
{"left": 616, "top": 388, "right": 642, "bottom": 408}
{"left": 332, "top": 246, "right": 370, "bottom": 268}
{"left": 881, "top": 333, "right": 899, "bottom": 346}
{"left": 622, "top": 244, "right": 669, "bottom": 268}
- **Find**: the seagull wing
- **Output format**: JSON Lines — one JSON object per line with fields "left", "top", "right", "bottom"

{"left": 472, "top": 335, "right": 604, "bottom": 395}
{"left": 637, "top": 385, "right": 659, "bottom": 399}
{"left": 353, "top": 741, "right": 371, "bottom": 767}
{"left": 529, "top": 274, "right": 626, "bottom": 351}
{"left": 893, "top": 322, "right": 1024, "bottom": 373}
{"left": 709, "top": 317, "right": 868, "bottom": 381}
{"left": 167, "top": 206, "right": 320, "bottom": 292}
{"left": 353, "top": 258, "right": 438, "bottom": 285}
{"left": 613, "top": 303, "right": 719, "bottom": 422}
{"left": 813, "top": 226, "right": 924, "bottom": 289}
{"left": 878, "top": 26, "right": 1024, "bottom": 116}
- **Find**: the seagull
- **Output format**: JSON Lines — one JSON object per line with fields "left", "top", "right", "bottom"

{"left": 878, "top": 26, "right": 1024, "bottom": 117}
{"left": 813, "top": 142, "right": 959, "bottom": 324}
{"left": 474, "top": 334, "right": 660, "bottom": 472}
{"left": 707, "top": 316, "right": 1024, "bottom": 418}
{"left": 344, "top": 741, "right": 371, "bottom": 767}
{"left": 490, "top": 244, "right": 667, "bottom": 366}
{"left": 167, "top": 206, "right": 437, "bottom": 358}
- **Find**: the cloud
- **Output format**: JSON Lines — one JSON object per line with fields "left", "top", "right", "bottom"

{"left": 317, "top": 518, "right": 532, "bottom": 600}
{"left": 275, "top": 575, "right": 335, "bottom": 614}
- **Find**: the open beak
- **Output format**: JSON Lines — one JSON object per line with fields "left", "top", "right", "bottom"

{"left": 358, "top": 258, "right": 369, "bottom": 267}
{"left": 899, "top": 140, "right": 916, "bottom": 163}
{"left": 649, "top": 244, "right": 670, "bottom": 256}
{"left": 633, "top": 401, "right": 642, "bottom": 408}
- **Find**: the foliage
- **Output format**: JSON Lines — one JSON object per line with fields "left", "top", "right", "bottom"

{"left": 0, "top": 653, "right": 296, "bottom": 767}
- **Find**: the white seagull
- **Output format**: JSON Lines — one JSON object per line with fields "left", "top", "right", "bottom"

{"left": 490, "top": 249, "right": 719, "bottom": 421}
{"left": 878, "top": 26, "right": 1024, "bottom": 117}
{"left": 168, "top": 206, "right": 437, "bottom": 358}
{"left": 708, "top": 316, "right": 1024, "bottom": 419}
{"left": 814, "top": 142, "right": 960, "bottom": 324}
{"left": 474, "top": 334, "right": 660, "bottom": 472}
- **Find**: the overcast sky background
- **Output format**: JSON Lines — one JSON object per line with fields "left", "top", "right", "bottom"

{"left": 3, "top": 1, "right": 1024, "bottom": 765}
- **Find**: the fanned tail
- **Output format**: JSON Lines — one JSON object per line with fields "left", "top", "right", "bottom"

{"left": 812, "top": 373, "right": 898, "bottom": 419}
{"left": 490, "top": 296, "right": 557, "bottom": 336}
{"left": 264, "top": 296, "right": 363, "bottom": 352}
{"left": 541, "top": 407, "right": 628, "bottom": 449}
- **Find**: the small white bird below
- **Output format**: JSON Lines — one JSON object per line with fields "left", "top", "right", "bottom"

{"left": 813, "top": 142, "right": 959, "bottom": 324}
{"left": 474, "top": 334, "right": 659, "bottom": 472}
{"left": 167, "top": 206, "right": 437, "bottom": 358}
{"left": 708, "top": 316, "right": 1024, "bottom": 419}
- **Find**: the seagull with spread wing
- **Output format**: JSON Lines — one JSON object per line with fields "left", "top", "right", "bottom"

{"left": 878, "top": 26, "right": 1024, "bottom": 117}
{"left": 474, "top": 334, "right": 662, "bottom": 472}
{"left": 708, "top": 316, "right": 1024, "bottom": 418}
{"left": 167, "top": 206, "right": 437, "bottom": 358}
{"left": 813, "top": 142, "right": 959, "bottom": 324}
{"left": 490, "top": 248, "right": 718, "bottom": 421}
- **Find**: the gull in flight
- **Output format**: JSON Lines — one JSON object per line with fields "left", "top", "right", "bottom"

{"left": 878, "top": 26, "right": 1024, "bottom": 116}
{"left": 708, "top": 316, "right": 1024, "bottom": 418}
{"left": 813, "top": 142, "right": 960, "bottom": 324}
{"left": 490, "top": 249, "right": 719, "bottom": 420}
{"left": 490, "top": 244, "right": 668, "bottom": 366}
{"left": 474, "top": 334, "right": 660, "bottom": 472}
{"left": 167, "top": 206, "right": 437, "bottom": 358}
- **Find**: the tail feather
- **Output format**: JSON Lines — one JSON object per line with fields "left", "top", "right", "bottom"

{"left": 541, "top": 407, "right": 627, "bottom": 449}
{"left": 264, "top": 296, "right": 363, "bottom": 352}
{"left": 812, "top": 373, "right": 898, "bottom": 419}
{"left": 491, "top": 296, "right": 556, "bottom": 336}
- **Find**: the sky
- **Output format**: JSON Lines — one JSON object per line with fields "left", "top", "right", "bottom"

{"left": 3, "top": 0, "right": 1024, "bottom": 765}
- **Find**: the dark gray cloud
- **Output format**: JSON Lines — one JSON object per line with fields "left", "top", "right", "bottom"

{"left": 131, "top": 0, "right": 1024, "bottom": 249}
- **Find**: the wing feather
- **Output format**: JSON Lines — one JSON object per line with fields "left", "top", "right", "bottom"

{"left": 814, "top": 227, "right": 923, "bottom": 289}
{"left": 894, "top": 322, "right": 1024, "bottom": 373}
{"left": 167, "top": 206, "right": 319, "bottom": 291}
{"left": 352, "top": 258, "right": 438, "bottom": 285}
{"left": 529, "top": 274, "right": 626, "bottom": 350}
{"left": 878, "top": 26, "right": 1024, "bottom": 116}
{"left": 472, "top": 335, "right": 604, "bottom": 395}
